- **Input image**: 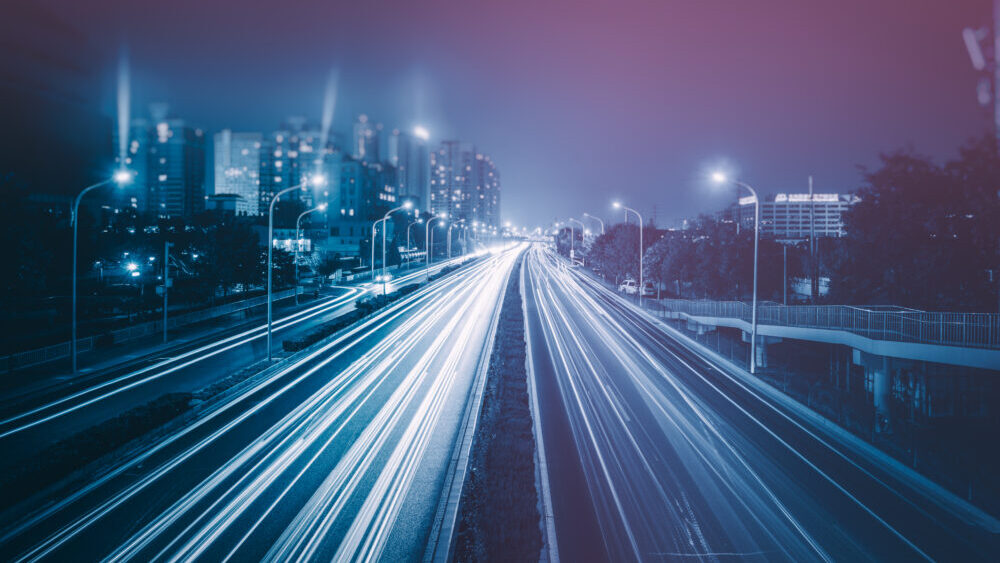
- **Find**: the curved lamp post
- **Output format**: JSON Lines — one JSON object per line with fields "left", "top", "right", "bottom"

{"left": 583, "top": 212, "right": 605, "bottom": 235}
{"left": 710, "top": 171, "right": 760, "bottom": 374}
{"left": 405, "top": 218, "right": 424, "bottom": 270}
{"left": 267, "top": 173, "right": 326, "bottom": 361}
{"left": 71, "top": 169, "right": 133, "bottom": 374}
{"left": 425, "top": 214, "right": 446, "bottom": 279}
{"left": 294, "top": 202, "right": 327, "bottom": 305}
{"left": 613, "top": 201, "right": 644, "bottom": 307}
{"left": 370, "top": 201, "right": 414, "bottom": 286}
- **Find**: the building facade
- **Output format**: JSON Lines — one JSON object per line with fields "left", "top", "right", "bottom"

{"left": 115, "top": 106, "right": 206, "bottom": 218}
{"left": 729, "top": 192, "right": 859, "bottom": 241}
{"left": 388, "top": 128, "right": 430, "bottom": 206}
{"left": 429, "top": 140, "right": 501, "bottom": 228}
{"left": 213, "top": 130, "right": 262, "bottom": 216}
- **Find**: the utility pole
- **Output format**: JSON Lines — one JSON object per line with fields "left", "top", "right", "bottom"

{"left": 783, "top": 244, "right": 788, "bottom": 306}
{"left": 809, "top": 175, "right": 819, "bottom": 302}
{"left": 163, "top": 241, "right": 173, "bottom": 344}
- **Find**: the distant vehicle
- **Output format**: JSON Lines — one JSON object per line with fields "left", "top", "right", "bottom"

{"left": 618, "top": 279, "right": 637, "bottom": 295}
{"left": 640, "top": 281, "right": 656, "bottom": 297}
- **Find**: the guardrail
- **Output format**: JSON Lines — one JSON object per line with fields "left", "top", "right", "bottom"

{"left": 657, "top": 299, "right": 1000, "bottom": 350}
{"left": 1, "top": 288, "right": 301, "bottom": 372}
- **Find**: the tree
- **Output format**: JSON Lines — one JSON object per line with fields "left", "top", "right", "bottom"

{"left": 196, "top": 222, "right": 261, "bottom": 297}
{"left": 831, "top": 136, "right": 999, "bottom": 310}
{"left": 588, "top": 223, "right": 643, "bottom": 283}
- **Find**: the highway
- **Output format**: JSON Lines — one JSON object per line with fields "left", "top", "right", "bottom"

{"left": 0, "top": 247, "right": 521, "bottom": 561}
{"left": 522, "top": 245, "right": 999, "bottom": 562}
{"left": 0, "top": 258, "right": 469, "bottom": 470}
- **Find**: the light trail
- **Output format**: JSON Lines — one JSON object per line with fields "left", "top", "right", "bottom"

{"left": 523, "top": 245, "right": 993, "bottom": 561}
{"left": 4, "top": 247, "right": 523, "bottom": 562}
{"left": 524, "top": 246, "right": 832, "bottom": 561}
{"left": 0, "top": 258, "right": 467, "bottom": 440}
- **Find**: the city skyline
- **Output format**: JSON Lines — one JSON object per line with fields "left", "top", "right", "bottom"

{"left": 4, "top": 0, "right": 994, "bottom": 228}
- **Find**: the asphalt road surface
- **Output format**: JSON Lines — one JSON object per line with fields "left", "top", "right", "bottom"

{"left": 0, "top": 247, "right": 522, "bottom": 561}
{"left": 0, "top": 258, "right": 469, "bottom": 471}
{"left": 522, "top": 245, "right": 999, "bottom": 562}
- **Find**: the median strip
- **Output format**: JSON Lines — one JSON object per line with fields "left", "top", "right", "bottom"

{"left": 452, "top": 255, "right": 543, "bottom": 561}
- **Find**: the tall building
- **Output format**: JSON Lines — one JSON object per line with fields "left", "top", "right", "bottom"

{"left": 114, "top": 105, "right": 206, "bottom": 218}
{"left": 213, "top": 130, "right": 262, "bottom": 216}
{"left": 352, "top": 114, "right": 381, "bottom": 163}
{"left": 429, "top": 140, "right": 501, "bottom": 228}
{"left": 258, "top": 120, "right": 342, "bottom": 214}
{"left": 473, "top": 153, "right": 501, "bottom": 228}
{"left": 388, "top": 128, "right": 429, "bottom": 206}
{"left": 430, "top": 140, "right": 475, "bottom": 222}
{"left": 729, "top": 192, "right": 859, "bottom": 241}
{"left": 330, "top": 158, "right": 396, "bottom": 222}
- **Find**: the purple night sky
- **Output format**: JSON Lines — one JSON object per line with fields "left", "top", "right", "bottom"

{"left": 18, "top": 0, "right": 998, "bottom": 227}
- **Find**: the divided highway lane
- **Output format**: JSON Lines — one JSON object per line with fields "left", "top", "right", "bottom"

{"left": 522, "top": 246, "right": 999, "bottom": 562}
{"left": 0, "top": 247, "right": 523, "bottom": 561}
{"left": 0, "top": 259, "right": 468, "bottom": 467}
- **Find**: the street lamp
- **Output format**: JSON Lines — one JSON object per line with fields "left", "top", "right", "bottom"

{"left": 583, "top": 212, "right": 605, "bottom": 235}
{"left": 370, "top": 201, "right": 415, "bottom": 288}
{"left": 405, "top": 217, "right": 424, "bottom": 270}
{"left": 294, "top": 202, "right": 327, "bottom": 305}
{"left": 267, "top": 173, "right": 326, "bottom": 361}
{"left": 711, "top": 171, "right": 760, "bottom": 374}
{"left": 612, "top": 201, "right": 644, "bottom": 307}
{"left": 71, "top": 169, "right": 132, "bottom": 374}
{"left": 426, "top": 213, "right": 447, "bottom": 278}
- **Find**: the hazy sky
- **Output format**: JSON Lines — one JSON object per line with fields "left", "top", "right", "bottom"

{"left": 31, "top": 0, "right": 996, "bottom": 227}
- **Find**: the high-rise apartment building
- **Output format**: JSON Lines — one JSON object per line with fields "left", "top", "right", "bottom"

{"left": 429, "top": 141, "right": 501, "bottom": 228}
{"left": 473, "top": 153, "right": 501, "bottom": 228}
{"left": 388, "top": 128, "right": 429, "bottom": 206}
{"left": 114, "top": 106, "right": 206, "bottom": 218}
{"left": 213, "top": 130, "right": 262, "bottom": 216}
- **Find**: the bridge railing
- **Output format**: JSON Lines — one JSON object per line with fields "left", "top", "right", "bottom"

{"left": 658, "top": 299, "right": 1000, "bottom": 350}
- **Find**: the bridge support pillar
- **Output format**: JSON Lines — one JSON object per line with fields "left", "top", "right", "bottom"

{"left": 742, "top": 333, "right": 781, "bottom": 371}
{"left": 854, "top": 350, "right": 892, "bottom": 434}
{"left": 755, "top": 338, "right": 768, "bottom": 369}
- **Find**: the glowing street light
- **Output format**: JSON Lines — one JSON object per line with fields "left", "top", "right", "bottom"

{"left": 583, "top": 212, "right": 605, "bottom": 235}
{"left": 425, "top": 213, "right": 447, "bottom": 279}
{"left": 267, "top": 173, "right": 326, "bottom": 361}
{"left": 371, "top": 201, "right": 414, "bottom": 288}
{"left": 405, "top": 217, "right": 424, "bottom": 269}
{"left": 71, "top": 169, "right": 132, "bottom": 374}
{"left": 612, "top": 200, "right": 645, "bottom": 307}
{"left": 413, "top": 125, "right": 430, "bottom": 140}
{"left": 710, "top": 170, "right": 761, "bottom": 374}
{"left": 294, "top": 202, "right": 328, "bottom": 305}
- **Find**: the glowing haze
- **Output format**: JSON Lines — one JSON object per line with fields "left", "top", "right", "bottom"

{"left": 19, "top": 0, "right": 997, "bottom": 226}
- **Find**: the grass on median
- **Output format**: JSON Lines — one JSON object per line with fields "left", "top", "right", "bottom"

{"left": 453, "top": 255, "right": 543, "bottom": 561}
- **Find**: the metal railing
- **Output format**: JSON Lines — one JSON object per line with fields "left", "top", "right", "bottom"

{"left": 1, "top": 288, "right": 301, "bottom": 372}
{"left": 657, "top": 299, "right": 1000, "bottom": 350}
